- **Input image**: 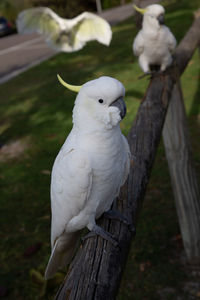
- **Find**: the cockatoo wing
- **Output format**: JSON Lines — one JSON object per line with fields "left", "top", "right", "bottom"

{"left": 17, "top": 8, "right": 112, "bottom": 52}
{"left": 45, "top": 144, "right": 93, "bottom": 279}
{"left": 133, "top": 31, "right": 144, "bottom": 56}
{"left": 165, "top": 27, "right": 177, "bottom": 53}
{"left": 51, "top": 146, "right": 93, "bottom": 246}
{"left": 66, "top": 11, "right": 112, "bottom": 51}
{"left": 16, "top": 7, "right": 61, "bottom": 44}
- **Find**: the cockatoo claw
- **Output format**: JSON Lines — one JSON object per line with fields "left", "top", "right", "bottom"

{"left": 138, "top": 70, "right": 167, "bottom": 80}
{"left": 138, "top": 72, "right": 152, "bottom": 80}
{"left": 82, "top": 225, "right": 119, "bottom": 247}
{"left": 149, "top": 70, "right": 167, "bottom": 79}
{"left": 104, "top": 209, "right": 136, "bottom": 235}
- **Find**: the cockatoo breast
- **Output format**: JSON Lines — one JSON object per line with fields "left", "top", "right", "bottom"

{"left": 75, "top": 125, "right": 128, "bottom": 217}
{"left": 142, "top": 26, "right": 171, "bottom": 63}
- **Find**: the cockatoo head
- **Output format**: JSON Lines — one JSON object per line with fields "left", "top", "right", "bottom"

{"left": 134, "top": 4, "right": 165, "bottom": 29}
{"left": 57, "top": 75, "right": 126, "bottom": 131}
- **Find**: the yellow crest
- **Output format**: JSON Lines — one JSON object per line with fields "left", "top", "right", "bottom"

{"left": 133, "top": 4, "right": 147, "bottom": 15}
{"left": 57, "top": 74, "right": 82, "bottom": 93}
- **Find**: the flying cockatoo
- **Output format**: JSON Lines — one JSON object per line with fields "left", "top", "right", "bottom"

{"left": 44, "top": 75, "right": 131, "bottom": 279}
{"left": 133, "top": 4, "right": 176, "bottom": 74}
{"left": 16, "top": 7, "right": 112, "bottom": 52}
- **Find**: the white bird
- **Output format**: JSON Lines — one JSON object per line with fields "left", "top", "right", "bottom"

{"left": 16, "top": 7, "right": 112, "bottom": 52}
{"left": 133, "top": 4, "right": 176, "bottom": 73}
{"left": 45, "top": 75, "right": 131, "bottom": 279}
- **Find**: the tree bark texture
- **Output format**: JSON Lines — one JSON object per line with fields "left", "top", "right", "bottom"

{"left": 55, "top": 14, "right": 200, "bottom": 300}
{"left": 163, "top": 81, "right": 200, "bottom": 264}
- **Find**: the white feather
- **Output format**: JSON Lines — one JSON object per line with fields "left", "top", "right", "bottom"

{"left": 16, "top": 7, "right": 112, "bottom": 52}
{"left": 45, "top": 76, "right": 130, "bottom": 279}
{"left": 133, "top": 4, "right": 176, "bottom": 72}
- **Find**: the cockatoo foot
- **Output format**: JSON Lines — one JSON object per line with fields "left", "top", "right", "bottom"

{"left": 104, "top": 209, "right": 136, "bottom": 235}
{"left": 149, "top": 70, "right": 168, "bottom": 79}
{"left": 138, "top": 72, "right": 153, "bottom": 80}
{"left": 82, "top": 225, "right": 118, "bottom": 247}
{"left": 139, "top": 70, "right": 168, "bottom": 80}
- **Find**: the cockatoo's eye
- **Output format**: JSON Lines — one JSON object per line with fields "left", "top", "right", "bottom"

{"left": 98, "top": 99, "right": 104, "bottom": 104}
{"left": 147, "top": 14, "right": 155, "bottom": 19}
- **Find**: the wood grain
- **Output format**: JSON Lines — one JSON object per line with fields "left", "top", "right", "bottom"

{"left": 163, "top": 80, "right": 200, "bottom": 264}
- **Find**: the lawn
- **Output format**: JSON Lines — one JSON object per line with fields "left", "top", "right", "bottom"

{"left": 0, "top": 0, "right": 199, "bottom": 299}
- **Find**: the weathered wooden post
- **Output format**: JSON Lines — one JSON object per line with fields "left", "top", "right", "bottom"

{"left": 54, "top": 13, "right": 200, "bottom": 300}
{"left": 96, "top": 0, "right": 102, "bottom": 14}
{"left": 163, "top": 80, "right": 200, "bottom": 264}
{"left": 162, "top": 11, "right": 200, "bottom": 264}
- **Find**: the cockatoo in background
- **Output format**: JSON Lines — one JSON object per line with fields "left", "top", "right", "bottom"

{"left": 44, "top": 75, "right": 131, "bottom": 279}
{"left": 133, "top": 4, "right": 176, "bottom": 74}
{"left": 16, "top": 7, "right": 112, "bottom": 52}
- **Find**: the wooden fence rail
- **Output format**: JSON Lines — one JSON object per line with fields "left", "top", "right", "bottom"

{"left": 54, "top": 12, "right": 200, "bottom": 300}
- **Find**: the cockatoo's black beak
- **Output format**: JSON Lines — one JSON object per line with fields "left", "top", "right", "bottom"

{"left": 158, "top": 14, "right": 165, "bottom": 25}
{"left": 110, "top": 97, "right": 126, "bottom": 119}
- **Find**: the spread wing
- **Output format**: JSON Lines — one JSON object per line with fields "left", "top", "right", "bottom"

{"left": 133, "top": 31, "right": 144, "bottom": 56}
{"left": 17, "top": 8, "right": 112, "bottom": 52}
{"left": 50, "top": 146, "right": 93, "bottom": 247}
{"left": 16, "top": 7, "right": 61, "bottom": 44}
{"left": 67, "top": 11, "right": 112, "bottom": 51}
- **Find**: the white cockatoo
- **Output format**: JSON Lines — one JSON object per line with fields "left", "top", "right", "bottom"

{"left": 44, "top": 75, "right": 130, "bottom": 279}
{"left": 133, "top": 4, "right": 176, "bottom": 73}
{"left": 16, "top": 7, "right": 112, "bottom": 52}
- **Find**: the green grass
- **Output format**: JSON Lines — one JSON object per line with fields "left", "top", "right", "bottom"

{"left": 0, "top": 0, "right": 200, "bottom": 299}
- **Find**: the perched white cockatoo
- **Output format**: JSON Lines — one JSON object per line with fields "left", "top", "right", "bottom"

{"left": 133, "top": 4, "right": 176, "bottom": 73}
{"left": 44, "top": 75, "right": 130, "bottom": 279}
{"left": 16, "top": 7, "right": 112, "bottom": 52}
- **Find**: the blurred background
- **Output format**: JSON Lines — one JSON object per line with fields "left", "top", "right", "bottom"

{"left": 0, "top": 0, "right": 131, "bottom": 23}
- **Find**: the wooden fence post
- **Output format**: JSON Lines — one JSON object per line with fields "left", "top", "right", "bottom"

{"left": 162, "top": 80, "right": 200, "bottom": 264}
